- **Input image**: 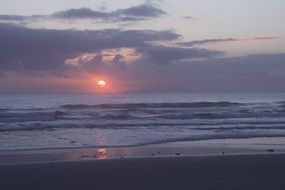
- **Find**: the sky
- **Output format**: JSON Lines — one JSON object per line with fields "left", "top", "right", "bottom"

{"left": 0, "top": 0, "right": 285, "bottom": 93}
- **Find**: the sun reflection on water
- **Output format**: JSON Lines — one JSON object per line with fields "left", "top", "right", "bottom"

{"left": 97, "top": 148, "right": 108, "bottom": 160}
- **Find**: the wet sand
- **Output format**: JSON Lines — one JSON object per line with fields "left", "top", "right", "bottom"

{"left": 1, "top": 137, "right": 285, "bottom": 164}
{"left": 1, "top": 154, "right": 285, "bottom": 190}
{"left": 1, "top": 138, "right": 285, "bottom": 190}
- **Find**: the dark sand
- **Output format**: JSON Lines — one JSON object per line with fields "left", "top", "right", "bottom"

{"left": 2, "top": 137, "right": 285, "bottom": 164}
{"left": 1, "top": 154, "right": 285, "bottom": 190}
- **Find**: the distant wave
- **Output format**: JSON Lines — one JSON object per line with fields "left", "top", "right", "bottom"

{"left": 1, "top": 100, "right": 285, "bottom": 123}
{"left": 1, "top": 94, "right": 285, "bottom": 150}
{"left": 0, "top": 111, "right": 67, "bottom": 122}
{"left": 2, "top": 120, "right": 285, "bottom": 132}
{"left": 60, "top": 101, "right": 243, "bottom": 110}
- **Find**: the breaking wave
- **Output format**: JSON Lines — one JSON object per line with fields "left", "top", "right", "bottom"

{"left": 1, "top": 94, "right": 285, "bottom": 150}
{"left": 60, "top": 101, "right": 242, "bottom": 110}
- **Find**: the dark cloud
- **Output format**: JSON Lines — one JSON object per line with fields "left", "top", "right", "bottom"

{"left": 196, "top": 54, "right": 285, "bottom": 76}
{"left": 0, "top": 3, "right": 166, "bottom": 23}
{"left": 186, "top": 53, "right": 285, "bottom": 92}
{"left": 52, "top": 8, "right": 109, "bottom": 20}
{"left": 179, "top": 38, "right": 236, "bottom": 46}
{"left": 182, "top": 16, "right": 194, "bottom": 20}
{"left": 0, "top": 15, "right": 27, "bottom": 21}
{"left": 0, "top": 23, "right": 222, "bottom": 75}
{"left": 0, "top": 15, "right": 44, "bottom": 22}
{"left": 1, "top": 22, "right": 284, "bottom": 93}
{"left": 0, "top": 23, "right": 220, "bottom": 73}
{"left": 115, "top": 4, "right": 166, "bottom": 20}
{"left": 2, "top": 23, "right": 283, "bottom": 93}
{"left": 0, "top": 23, "right": 181, "bottom": 71}
{"left": 138, "top": 45, "right": 222, "bottom": 65}
{"left": 178, "top": 37, "right": 279, "bottom": 47}
{"left": 253, "top": 37, "right": 279, "bottom": 40}
{"left": 128, "top": 53, "right": 285, "bottom": 92}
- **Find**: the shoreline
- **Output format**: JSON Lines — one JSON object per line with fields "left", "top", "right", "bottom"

{"left": 1, "top": 137, "right": 285, "bottom": 189}
{"left": 1, "top": 137, "right": 285, "bottom": 164}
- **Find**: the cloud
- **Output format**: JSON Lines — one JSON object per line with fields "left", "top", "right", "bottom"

{"left": 2, "top": 22, "right": 283, "bottom": 93}
{"left": 182, "top": 16, "right": 195, "bottom": 20}
{"left": 253, "top": 37, "right": 279, "bottom": 40}
{"left": 0, "top": 23, "right": 220, "bottom": 74}
{"left": 178, "top": 37, "right": 280, "bottom": 47}
{"left": 0, "top": 23, "right": 180, "bottom": 71}
{"left": 0, "top": 14, "right": 44, "bottom": 22}
{"left": 1, "top": 22, "right": 284, "bottom": 93}
{"left": 131, "top": 53, "right": 285, "bottom": 92}
{"left": 138, "top": 45, "right": 222, "bottom": 65}
{"left": 51, "top": 8, "right": 109, "bottom": 20}
{"left": 178, "top": 38, "right": 237, "bottom": 46}
{"left": 115, "top": 4, "right": 166, "bottom": 19}
{"left": 64, "top": 48, "right": 142, "bottom": 68}
{"left": 0, "top": 3, "right": 166, "bottom": 23}
{"left": 1, "top": 52, "right": 285, "bottom": 93}
{"left": 0, "top": 15, "right": 27, "bottom": 21}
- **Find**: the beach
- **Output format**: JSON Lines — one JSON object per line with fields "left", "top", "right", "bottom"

{"left": 1, "top": 0, "right": 285, "bottom": 188}
{"left": 1, "top": 154, "right": 285, "bottom": 190}
{"left": 1, "top": 138, "right": 285, "bottom": 190}
{"left": 1, "top": 94, "right": 285, "bottom": 189}
{"left": 1, "top": 137, "right": 285, "bottom": 163}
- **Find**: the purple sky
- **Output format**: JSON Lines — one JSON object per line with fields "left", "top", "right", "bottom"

{"left": 0, "top": 0, "right": 285, "bottom": 93}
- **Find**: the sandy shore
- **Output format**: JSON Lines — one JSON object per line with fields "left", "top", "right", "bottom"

{"left": 1, "top": 138, "right": 285, "bottom": 189}
{"left": 1, "top": 137, "right": 285, "bottom": 164}
{"left": 0, "top": 154, "right": 285, "bottom": 190}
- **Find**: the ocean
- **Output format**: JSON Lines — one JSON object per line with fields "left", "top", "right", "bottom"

{"left": 0, "top": 93, "right": 285, "bottom": 150}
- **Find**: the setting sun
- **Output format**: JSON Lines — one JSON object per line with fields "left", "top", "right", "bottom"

{"left": 98, "top": 80, "right": 106, "bottom": 87}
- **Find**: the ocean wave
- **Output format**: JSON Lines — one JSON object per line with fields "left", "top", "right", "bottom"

{"left": 1, "top": 94, "right": 285, "bottom": 150}
{"left": 2, "top": 130, "right": 285, "bottom": 150}
{"left": 131, "top": 133, "right": 285, "bottom": 147}
{"left": 2, "top": 120, "right": 285, "bottom": 132}
{"left": 60, "top": 101, "right": 243, "bottom": 110}
{"left": 0, "top": 111, "right": 67, "bottom": 122}
{"left": 1, "top": 106, "right": 285, "bottom": 123}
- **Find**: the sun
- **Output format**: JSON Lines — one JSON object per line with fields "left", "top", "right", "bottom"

{"left": 98, "top": 80, "right": 106, "bottom": 87}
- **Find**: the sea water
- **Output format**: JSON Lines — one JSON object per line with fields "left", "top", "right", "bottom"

{"left": 0, "top": 93, "right": 285, "bottom": 150}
